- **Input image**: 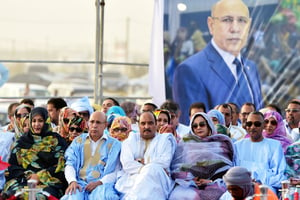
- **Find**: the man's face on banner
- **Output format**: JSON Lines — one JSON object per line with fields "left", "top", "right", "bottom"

{"left": 207, "top": 0, "right": 251, "bottom": 56}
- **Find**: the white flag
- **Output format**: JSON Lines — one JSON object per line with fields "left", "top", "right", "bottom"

{"left": 149, "top": 0, "right": 165, "bottom": 106}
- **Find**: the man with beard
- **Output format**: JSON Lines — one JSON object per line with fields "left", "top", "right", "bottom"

{"left": 239, "top": 102, "right": 256, "bottom": 130}
{"left": 234, "top": 111, "right": 286, "bottom": 194}
{"left": 115, "top": 111, "right": 176, "bottom": 200}
{"left": 284, "top": 99, "right": 300, "bottom": 141}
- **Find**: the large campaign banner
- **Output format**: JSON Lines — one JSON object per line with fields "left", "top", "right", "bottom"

{"left": 162, "top": 0, "right": 300, "bottom": 109}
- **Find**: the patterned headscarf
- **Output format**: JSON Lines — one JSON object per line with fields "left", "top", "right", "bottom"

{"left": 153, "top": 109, "right": 171, "bottom": 124}
{"left": 20, "top": 114, "right": 30, "bottom": 134}
{"left": 110, "top": 116, "right": 131, "bottom": 141}
{"left": 58, "top": 107, "right": 77, "bottom": 138}
{"left": 67, "top": 115, "right": 86, "bottom": 142}
{"left": 285, "top": 141, "right": 300, "bottom": 178}
{"left": 262, "top": 110, "right": 292, "bottom": 152}
{"left": 207, "top": 109, "right": 225, "bottom": 125}
{"left": 69, "top": 115, "right": 86, "bottom": 131}
{"left": 13, "top": 104, "right": 31, "bottom": 139}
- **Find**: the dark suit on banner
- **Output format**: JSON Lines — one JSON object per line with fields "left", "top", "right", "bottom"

{"left": 173, "top": 42, "right": 263, "bottom": 125}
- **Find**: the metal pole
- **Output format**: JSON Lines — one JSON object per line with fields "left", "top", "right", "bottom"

{"left": 94, "top": 0, "right": 100, "bottom": 104}
{"left": 94, "top": 0, "right": 105, "bottom": 105}
{"left": 99, "top": 0, "right": 105, "bottom": 104}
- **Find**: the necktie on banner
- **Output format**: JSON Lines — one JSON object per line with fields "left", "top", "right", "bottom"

{"left": 232, "top": 58, "right": 254, "bottom": 103}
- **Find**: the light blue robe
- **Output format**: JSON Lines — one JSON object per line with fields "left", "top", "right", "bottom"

{"left": 234, "top": 138, "right": 286, "bottom": 192}
{"left": 61, "top": 133, "right": 121, "bottom": 200}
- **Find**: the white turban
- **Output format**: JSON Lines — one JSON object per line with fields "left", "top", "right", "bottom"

{"left": 70, "top": 96, "right": 94, "bottom": 116}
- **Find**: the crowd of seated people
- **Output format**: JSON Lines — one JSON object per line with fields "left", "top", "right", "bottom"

{"left": 0, "top": 96, "right": 299, "bottom": 200}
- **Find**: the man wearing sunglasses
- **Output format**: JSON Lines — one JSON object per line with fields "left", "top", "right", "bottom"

{"left": 284, "top": 99, "right": 300, "bottom": 141}
{"left": 234, "top": 111, "right": 286, "bottom": 194}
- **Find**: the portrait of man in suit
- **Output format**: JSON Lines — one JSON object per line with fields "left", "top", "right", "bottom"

{"left": 172, "top": 0, "right": 264, "bottom": 125}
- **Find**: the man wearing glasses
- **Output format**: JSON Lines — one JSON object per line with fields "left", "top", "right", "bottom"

{"left": 62, "top": 111, "right": 121, "bottom": 200}
{"left": 239, "top": 102, "right": 256, "bottom": 129}
{"left": 173, "top": 0, "right": 263, "bottom": 126}
{"left": 234, "top": 111, "right": 286, "bottom": 194}
{"left": 284, "top": 99, "right": 300, "bottom": 141}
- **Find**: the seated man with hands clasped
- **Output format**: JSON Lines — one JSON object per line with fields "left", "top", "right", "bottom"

{"left": 115, "top": 111, "right": 176, "bottom": 200}
{"left": 61, "top": 111, "right": 121, "bottom": 200}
